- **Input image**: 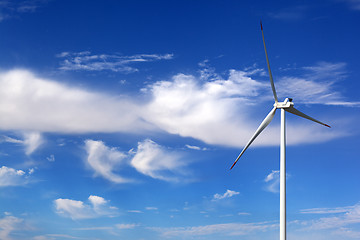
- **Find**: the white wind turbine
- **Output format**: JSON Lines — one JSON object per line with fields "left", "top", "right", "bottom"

{"left": 230, "top": 22, "right": 330, "bottom": 240}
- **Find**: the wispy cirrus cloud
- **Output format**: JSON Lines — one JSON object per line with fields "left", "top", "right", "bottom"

{"left": 115, "top": 223, "right": 139, "bottom": 229}
{"left": 343, "top": 0, "right": 360, "bottom": 10}
{"left": 268, "top": 5, "right": 308, "bottom": 20}
{"left": 1, "top": 132, "right": 43, "bottom": 155}
{"left": 150, "top": 221, "right": 278, "bottom": 237}
{"left": 297, "top": 202, "right": 360, "bottom": 238}
{"left": 145, "top": 207, "right": 158, "bottom": 211}
{"left": 33, "top": 234, "right": 86, "bottom": 240}
{"left": 0, "top": 216, "right": 22, "bottom": 240}
{"left": 54, "top": 195, "right": 118, "bottom": 220}
{"left": 149, "top": 202, "right": 360, "bottom": 239}
{"left": 127, "top": 210, "right": 143, "bottom": 214}
{"left": 278, "top": 62, "right": 359, "bottom": 106}
{"left": 0, "top": 0, "right": 47, "bottom": 22}
{"left": 0, "top": 215, "right": 32, "bottom": 240}
{"left": 57, "top": 51, "right": 173, "bottom": 73}
{"left": 300, "top": 205, "right": 355, "bottom": 214}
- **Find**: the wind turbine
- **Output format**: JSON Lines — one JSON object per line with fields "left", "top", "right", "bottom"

{"left": 230, "top": 22, "right": 330, "bottom": 240}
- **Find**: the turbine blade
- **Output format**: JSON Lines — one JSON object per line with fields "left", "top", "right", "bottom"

{"left": 230, "top": 107, "right": 277, "bottom": 169}
{"left": 260, "top": 21, "right": 278, "bottom": 103}
{"left": 285, "top": 106, "right": 331, "bottom": 128}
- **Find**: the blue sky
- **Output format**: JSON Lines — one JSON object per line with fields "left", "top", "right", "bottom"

{"left": 0, "top": 0, "right": 359, "bottom": 239}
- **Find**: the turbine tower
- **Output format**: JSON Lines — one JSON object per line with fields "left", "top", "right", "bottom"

{"left": 230, "top": 22, "right": 330, "bottom": 240}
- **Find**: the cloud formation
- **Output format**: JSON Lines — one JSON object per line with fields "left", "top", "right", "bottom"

{"left": 0, "top": 64, "right": 351, "bottom": 149}
{"left": 278, "top": 62, "right": 358, "bottom": 106}
{"left": 0, "top": 216, "right": 24, "bottom": 240}
{"left": 150, "top": 221, "right": 277, "bottom": 237}
{"left": 85, "top": 140, "right": 130, "bottom": 183}
{"left": 131, "top": 139, "right": 188, "bottom": 182}
{"left": 0, "top": 69, "right": 149, "bottom": 134}
{"left": 264, "top": 170, "right": 280, "bottom": 193}
{"left": 57, "top": 52, "right": 173, "bottom": 73}
{"left": 300, "top": 205, "right": 355, "bottom": 214}
{"left": 85, "top": 139, "right": 191, "bottom": 183}
{"left": 54, "top": 195, "right": 117, "bottom": 220}
{"left": 268, "top": 6, "right": 308, "bottom": 20}
{"left": 297, "top": 202, "right": 360, "bottom": 239}
{"left": 213, "top": 189, "right": 240, "bottom": 201}
{"left": 345, "top": 0, "right": 360, "bottom": 10}
{"left": 0, "top": 0, "right": 46, "bottom": 22}
{"left": 264, "top": 170, "right": 291, "bottom": 193}
{"left": 0, "top": 166, "right": 32, "bottom": 187}
{"left": 116, "top": 223, "right": 139, "bottom": 229}
{"left": 1, "top": 132, "right": 43, "bottom": 155}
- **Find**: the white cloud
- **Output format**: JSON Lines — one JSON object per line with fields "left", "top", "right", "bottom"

{"left": 54, "top": 195, "right": 117, "bottom": 220}
{"left": 33, "top": 234, "right": 84, "bottom": 240}
{"left": 115, "top": 223, "right": 138, "bottom": 229}
{"left": 145, "top": 207, "right": 158, "bottom": 211}
{"left": 84, "top": 139, "right": 191, "bottom": 183}
{"left": 1, "top": 132, "right": 43, "bottom": 155}
{"left": 303, "top": 203, "right": 360, "bottom": 230}
{"left": 213, "top": 189, "right": 240, "bottom": 201}
{"left": 268, "top": 6, "right": 307, "bottom": 20}
{"left": 300, "top": 205, "right": 354, "bottom": 214}
{"left": 28, "top": 168, "right": 35, "bottom": 174}
{"left": 84, "top": 140, "right": 131, "bottom": 183}
{"left": 198, "top": 59, "right": 222, "bottom": 81}
{"left": 332, "top": 227, "right": 360, "bottom": 239}
{"left": 292, "top": 202, "right": 360, "bottom": 239}
{"left": 278, "top": 62, "right": 359, "bottom": 106}
{"left": 23, "top": 132, "right": 43, "bottom": 155}
{"left": 0, "top": 215, "right": 28, "bottom": 240}
{"left": 46, "top": 154, "right": 55, "bottom": 162}
{"left": 57, "top": 52, "right": 173, "bottom": 73}
{"left": 0, "top": 69, "right": 150, "bottom": 134}
{"left": 33, "top": 236, "right": 54, "bottom": 240}
{"left": 344, "top": 0, "right": 360, "bottom": 10}
{"left": 303, "top": 62, "right": 347, "bottom": 80}
{"left": 73, "top": 227, "right": 113, "bottom": 231}
{"left": 54, "top": 198, "right": 91, "bottom": 220}
{"left": 127, "top": 210, "right": 143, "bottom": 213}
{"left": 0, "top": 0, "right": 46, "bottom": 22}
{"left": 1, "top": 136, "right": 23, "bottom": 144}
{"left": 144, "top": 68, "right": 344, "bottom": 147}
{"left": 185, "top": 144, "right": 207, "bottom": 151}
{"left": 130, "top": 139, "right": 189, "bottom": 182}
{"left": 0, "top": 166, "right": 32, "bottom": 187}
{"left": 238, "top": 212, "right": 251, "bottom": 216}
{"left": 150, "top": 221, "right": 277, "bottom": 237}
{"left": 143, "top": 71, "right": 272, "bottom": 148}
{"left": 264, "top": 170, "right": 291, "bottom": 193}
{"left": 185, "top": 144, "right": 201, "bottom": 150}
{"left": 0, "top": 65, "right": 351, "bottom": 149}
{"left": 264, "top": 170, "right": 280, "bottom": 193}
{"left": 88, "top": 195, "right": 108, "bottom": 207}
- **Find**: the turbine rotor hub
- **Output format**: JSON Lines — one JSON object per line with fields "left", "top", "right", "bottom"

{"left": 274, "top": 98, "right": 294, "bottom": 109}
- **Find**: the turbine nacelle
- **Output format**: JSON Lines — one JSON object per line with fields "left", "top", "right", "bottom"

{"left": 275, "top": 98, "right": 294, "bottom": 109}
